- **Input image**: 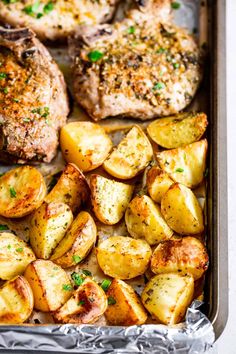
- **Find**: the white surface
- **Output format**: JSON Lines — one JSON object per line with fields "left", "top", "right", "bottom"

{"left": 214, "top": 0, "right": 236, "bottom": 352}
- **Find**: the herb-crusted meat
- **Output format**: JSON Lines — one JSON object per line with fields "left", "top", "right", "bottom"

{"left": 0, "top": 27, "right": 69, "bottom": 163}
{"left": 70, "top": 0, "right": 203, "bottom": 121}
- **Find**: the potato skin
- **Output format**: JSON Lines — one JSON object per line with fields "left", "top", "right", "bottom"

{"left": 60, "top": 122, "right": 112, "bottom": 172}
{"left": 147, "top": 112, "right": 208, "bottom": 149}
{"left": 105, "top": 279, "right": 147, "bottom": 325}
{"left": 45, "top": 163, "right": 90, "bottom": 214}
{"left": 51, "top": 211, "right": 97, "bottom": 268}
{"left": 0, "top": 275, "right": 34, "bottom": 324}
{"left": 24, "top": 260, "right": 73, "bottom": 312}
{"left": 103, "top": 125, "right": 153, "bottom": 179}
{"left": 0, "top": 233, "right": 36, "bottom": 280}
{"left": 151, "top": 237, "right": 209, "bottom": 280}
{"left": 54, "top": 278, "right": 107, "bottom": 324}
{"left": 147, "top": 167, "right": 174, "bottom": 204}
{"left": 125, "top": 195, "right": 173, "bottom": 245}
{"left": 29, "top": 202, "right": 73, "bottom": 259}
{"left": 0, "top": 165, "right": 46, "bottom": 218}
{"left": 90, "top": 174, "right": 134, "bottom": 225}
{"left": 141, "top": 273, "right": 194, "bottom": 324}
{"left": 96, "top": 236, "right": 152, "bottom": 279}
{"left": 161, "top": 183, "right": 204, "bottom": 235}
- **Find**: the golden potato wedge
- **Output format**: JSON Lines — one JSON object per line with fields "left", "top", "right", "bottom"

{"left": 105, "top": 279, "right": 147, "bottom": 325}
{"left": 147, "top": 167, "right": 174, "bottom": 204}
{"left": 90, "top": 174, "right": 134, "bottom": 225}
{"left": 30, "top": 202, "right": 73, "bottom": 259}
{"left": 141, "top": 273, "right": 194, "bottom": 325}
{"left": 161, "top": 183, "right": 204, "bottom": 235}
{"left": 96, "top": 236, "right": 152, "bottom": 279}
{"left": 103, "top": 125, "right": 153, "bottom": 179}
{"left": 151, "top": 237, "right": 209, "bottom": 280}
{"left": 0, "top": 233, "right": 35, "bottom": 280}
{"left": 45, "top": 163, "right": 90, "bottom": 214}
{"left": 54, "top": 278, "right": 107, "bottom": 324}
{"left": 60, "top": 122, "right": 112, "bottom": 172}
{"left": 147, "top": 112, "right": 208, "bottom": 149}
{"left": 24, "top": 260, "right": 72, "bottom": 312}
{"left": 0, "top": 166, "right": 46, "bottom": 218}
{"left": 0, "top": 275, "right": 33, "bottom": 324}
{"left": 157, "top": 140, "right": 208, "bottom": 188}
{"left": 125, "top": 195, "right": 173, "bottom": 245}
{"left": 51, "top": 211, "right": 97, "bottom": 268}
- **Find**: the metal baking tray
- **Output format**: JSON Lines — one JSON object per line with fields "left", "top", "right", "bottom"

{"left": 0, "top": 0, "right": 228, "bottom": 351}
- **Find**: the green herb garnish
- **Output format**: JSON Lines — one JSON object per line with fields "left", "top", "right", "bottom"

{"left": 78, "top": 300, "right": 85, "bottom": 306}
{"left": 152, "top": 82, "right": 165, "bottom": 91}
{"left": 0, "top": 73, "right": 7, "bottom": 79}
{"left": 16, "top": 247, "right": 23, "bottom": 253}
{"left": 43, "top": 1, "right": 53, "bottom": 13}
{"left": 82, "top": 269, "right": 92, "bottom": 276}
{"left": 71, "top": 272, "right": 84, "bottom": 286}
{"left": 62, "top": 284, "right": 73, "bottom": 291}
{"left": 72, "top": 255, "right": 81, "bottom": 264}
{"left": 0, "top": 225, "right": 8, "bottom": 230}
{"left": 175, "top": 168, "right": 184, "bottom": 173}
{"left": 88, "top": 50, "right": 104, "bottom": 62}
{"left": 108, "top": 296, "right": 116, "bottom": 305}
{"left": 127, "top": 26, "right": 136, "bottom": 34}
{"left": 171, "top": 2, "right": 181, "bottom": 9}
{"left": 9, "top": 186, "right": 17, "bottom": 198}
{"left": 101, "top": 279, "right": 112, "bottom": 292}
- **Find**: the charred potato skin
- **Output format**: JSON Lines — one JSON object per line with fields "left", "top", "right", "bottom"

{"left": 105, "top": 279, "right": 147, "bottom": 326}
{"left": 51, "top": 211, "right": 97, "bottom": 268}
{"left": 0, "top": 165, "right": 46, "bottom": 218}
{"left": 151, "top": 237, "right": 209, "bottom": 280}
{"left": 24, "top": 260, "right": 73, "bottom": 312}
{"left": 45, "top": 163, "right": 90, "bottom": 214}
{"left": 54, "top": 278, "right": 107, "bottom": 324}
{"left": 147, "top": 167, "right": 174, "bottom": 204}
{"left": 0, "top": 275, "right": 34, "bottom": 324}
{"left": 29, "top": 201, "right": 73, "bottom": 259}
{"left": 0, "top": 233, "right": 36, "bottom": 280}
{"left": 96, "top": 236, "right": 152, "bottom": 279}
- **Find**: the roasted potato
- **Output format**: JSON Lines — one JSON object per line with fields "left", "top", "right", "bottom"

{"left": 0, "top": 276, "right": 33, "bottom": 324}
{"left": 157, "top": 140, "right": 208, "bottom": 188}
{"left": 51, "top": 211, "right": 97, "bottom": 268}
{"left": 161, "top": 183, "right": 204, "bottom": 235}
{"left": 103, "top": 125, "right": 153, "bottom": 179}
{"left": 125, "top": 195, "right": 173, "bottom": 245}
{"left": 0, "top": 166, "right": 46, "bottom": 218}
{"left": 147, "top": 112, "right": 208, "bottom": 149}
{"left": 24, "top": 260, "right": 72, "bottom": 312}
{"left": 30, "top": 202, "right": 73, "bottom": 259}
{"left": 96, "top": 236, "right": 152, "bottom": 279}
{"left": 54, "top": 278, "right": 107, "bottom": 324}
{"left": 60, "top": 122, "right": 112, "bottom": 172}
{"left": 141, "top": 273, "right": 194, "bottom": 324}
{"left": 105, "top": 279, "right": 147, "bottom": 325}
{"left": 0, "top": 233, "right": 35, "bottom": 280}
{"left": 45, "top": 163, "right": 90, "bottom": 214}
{"left": 151, "top": 237, "right": 209, "bottom": 280}
{"left": 90, "top": 174, "right": 134, "bottom": 225}
{"left": 147, "top": 167, "right": 174, "bottom": 203}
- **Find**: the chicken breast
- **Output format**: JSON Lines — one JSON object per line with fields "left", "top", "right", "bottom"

{"left": 70, "top": 0, "right": 203, "bottom": 121}
{"left": 0, "top": 27, "right": 69, "bottom": 163}
{"left": 0, "top": 0, "right": 120, "bottom": 42}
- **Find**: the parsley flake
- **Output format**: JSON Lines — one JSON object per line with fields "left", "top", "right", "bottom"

{"left": 171, "top": 2, "right": 181, "bottom": 9}
{"left": 108, "top": 296, "right": 116, "bottom": 305}
{"left": 62, "top": 284, "right": 73, "bottom": 291}
{"left": 127, "top": 26, "right": 135, "bottom": 34}
{"left": 88, "top": 50, "right": 104, "bottom": 62}
{"left": 9, "top": 186, "right": 17, "bottom": 198}
{"left": 175, "top": 168, "right": 184, "bottom": 173}
{"left": 153, "top": 82, "right": 165, "bottom": 91}
{"left": 71, "top": 272, "right": 84, "bottom": 286}
{"left": 0, "top": 225, "right": 8, "bottom": 230}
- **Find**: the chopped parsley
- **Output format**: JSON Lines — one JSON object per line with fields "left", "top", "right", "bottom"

{"left": 3, "top": 87, "right": 8, "bottom": 94}
{"left": 78, "top": 300, "right": 85, "bottom": 306}
{"left": 0, "top": 225, "right": 8, "bottom": 230}
{"left": 0, "top": 73, "right": 7, "bottom": 79}
{"left": 71, "top": 272, "right": 84, "bottom": 286}
{"left": 7, "top": 244, "right": 11, "bottom": 249}
{"left": 156, "top": 47, "right": 166, "bottom": 54}
{"left": 175, "top": 168, "right": 184, "bottom": 173}
{"left": 127, "top": 26, "right": 135, "bottom": 34}
{"left": 108, "top": 296, "right": 116, "bottom": 305}
{"left": 9, "top": 186, "right": 17, "bottom": 198}
{"left": 82, "top": 269, "right": 92, "bottom": 276}
{"left": 173, "top": 63, "right": 180, "bottom": 69}
{"left": 62, "top": 284, "right": 73, "bottom": 291}
{"left": 31, "top": 106, "right": 50, "bottom": 118}
{"left": 43, "top": 1, "right": 54, "bottom": 13}
{"left": 16, "top": 247, "right": 23, "bottom": 253}
{"left": 88, "top": 50, "right": 104, "bottom": 63}
{"left": 171, "top": 2, "right": 181, "bottom": 9}
{"left": 152, "top": 82, "right": 165, "bottom": 91}
{"left": 72, "top": 255, "right": 81, "bottom": 264}
{"left": 101, "top": 279, "right": 111, "bottom": 292}
{"left": 23, "top": 0, "right": 40, "bottom": 16}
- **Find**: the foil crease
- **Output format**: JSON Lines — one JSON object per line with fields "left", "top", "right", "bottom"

{"left": 0, "top": 302, "right": 214, "bottom": 353}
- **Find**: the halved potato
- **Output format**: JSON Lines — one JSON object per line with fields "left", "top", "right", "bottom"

{"left": 0, "top": 233, "right": 36, "bottom": 280}
{"left": 151, "top": 237, "right": 209, "bottom": 280}
{"left": 51, "top": 211, "right": 97, "bottom": 268}
{"left": 96, "top": 236, "right": 152, "bottom": 279}
{"left": 0, "top": 275, "right": 33, "bottom": 324}
{"left": 0, "top": 166, "right": 46, "bottom": 218}
{"left": 103, "top": 125, "right": 153, "bottom": 179}
{"left": 157, "top": 140, "right": 208, "bottom": 188}
{"left": 60, "top": 122, "right": 112, "bottom": 172}
{"left": 141, "top": 273, "right": 194, "bottom": 324}
{"left": 147, "top": 167, "right": 174, "bottom": 203}
{"left": 105, "top": 279, "right": 147, "bottom": 325}
{"left": 24, "top": 260, "right": 72, "bottom": 312}
{"left": 45, "top": 163, "right": 90, "bottom": 214}
{"left": 161, "top": 184, "right": 204, "bottom": 235}
{"left": 29, "top": 202, "right": 73, "bottom": 259}
{"left": 90, "top": 174, "right": 134, "bottom": 225}
{"left": 147, "top": 112, "right": 208, "bottom": 149}
{"left": 125, "top": 195, "right": 173, "bottom": 245}
{"left": 54, "top": 278, "right": 107, "bottom": 324}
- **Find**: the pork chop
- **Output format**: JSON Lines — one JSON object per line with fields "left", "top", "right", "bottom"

{"left": 70, "top": 0, "right": 203, "bottom": 121}
{"left": 0, "top": 0, "right": 120, "bottom": 42}
{"left": 0, "top": 27, "right": 69, "bottom": 163}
